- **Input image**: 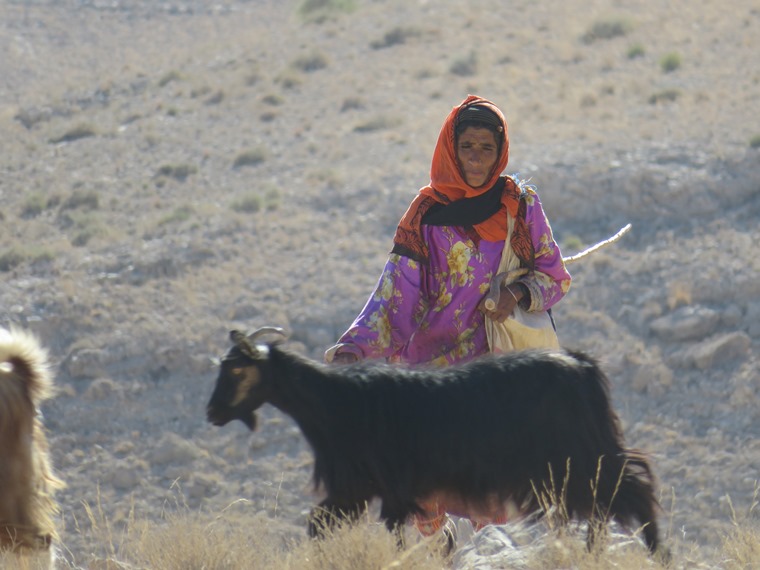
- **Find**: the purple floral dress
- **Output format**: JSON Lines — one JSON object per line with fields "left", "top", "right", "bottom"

{"left": 329, "top": 184, "right": 571, "bottom": 366}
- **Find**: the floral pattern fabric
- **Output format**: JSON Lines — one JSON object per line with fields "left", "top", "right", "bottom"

{"left": 331, "top": 185, "right": 571, "bottom": 367}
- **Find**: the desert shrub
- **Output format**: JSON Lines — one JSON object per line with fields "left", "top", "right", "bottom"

{"left": 204, "top": 90, "right": 225, "bottom": 105}
{"left": 627, "top": 44, "right": 645, "bottom": 58}
{"left": 262, "top": 186, "right": 281, "bottom": 211}
{"left": 580, "top": 94, "right": 597, "bottom": 107}
{"left": 660, "top": 52, "right": 682, "bottom": 72}
{"left": 262, "top": 93, "right": 285, "bottom": 106}
{"left": 297, "top": 0, "right": 356, "bottom": 23}
{"left": 159, "top": 206, "right": 195, "bottom": 226}
{"left": 648, "top": 89, "right": 680, "bottom": 104}
{"left": 232, "top": 194, "right": 262, "bottom": 213}
{"left": 370, "top": 26, "right": 421, "bottom": 49}
{"left": 340, "top": 96, "right": 364, "bottom": 112}
{"left": 49, "top": 123, "right": 96, "bottom": 144}
{"left": 0, "top": 248, "right": 25, "bottom": 271}
{"left": 231, "top": 186, "right": 280, "bottom": 214}
{"left": 158, "top": 70, "right": 183, "bottom": 87}
{"left": 581, "top": 18, "right": 633, "bottom": 44}
{"left": 232, "top": 148, "right": 268, "bottom": 169}
{"left": 276, "top": 70, "right": 303, "bottom": 90}
{"left": 14, "top": 106, "right": 53, "bottom": 129}
{"left": 65, "top": 211, "right": 109, "bottom": 246}
{"left": 449, "top": 52, "right": 477, "bottom": 77}
{"left": 750, "top": 135, "right": 760, "bottom": 149}
{"left": 292, "top": 52, "right": 329, "bottom": 72}
{"left": 245, "top": 71, "right": 261, "bottom": 86}
{"left": 0, "top": 246, "right": 54, "bottom": 271}
{"left": 353, "top": 115, "right": 400, "bottom": 133}
{"left": 155, "top": 163, "right": 198, "bottom": 182}
{"left": 21, "top": 192, "right": 49, "bottom": 218}
{"left": 61, "top": 189, "right": 100, "bottom": 211}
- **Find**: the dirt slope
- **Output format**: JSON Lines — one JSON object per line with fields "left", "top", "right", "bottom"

{"left": 0, "top": 0, "right": 758, "bottom": 566}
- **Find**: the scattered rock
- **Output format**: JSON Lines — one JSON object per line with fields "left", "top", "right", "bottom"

{"left": 83, "top": 377, "right": 121, "bottom": 401}
{"left": 672, "top": 332, "right": 751, "bottom": 369}
{"left": 149, "top": 432, "right": 203, "bottom": 465}
{"left": 649, "top": 306, "right": 720, "bottom": 342}
{"left": 63, "top": 347, "right": 111, "bottom": 379}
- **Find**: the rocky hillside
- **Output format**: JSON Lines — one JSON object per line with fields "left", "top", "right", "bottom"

{"left": 0, "top": 0, "right": 758, "bottom": 566}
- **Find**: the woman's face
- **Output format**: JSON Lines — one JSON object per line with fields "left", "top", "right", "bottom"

{"left": 456, "top": 126, "right": 499, "bottom": 188}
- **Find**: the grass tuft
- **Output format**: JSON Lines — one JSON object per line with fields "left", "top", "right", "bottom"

{"left": 297, "top": 0, "right": 356, "bottom": 23}
{"left": 660, "top": 52, "right": 682, "bottom": 73}
{"left": 155, "top": 163, "right": 198, "bottom": 182}
{"left": 581, "top": 18, "right": 634, "bottom": 44}
{"left": 232, "top": 148, "right": 268, "bottom": 169}
{"left": 648, "top": 89, "right": 680, "bottom": 104}
{"left": 49, "top": 124, "right": 97, "bottom": 144}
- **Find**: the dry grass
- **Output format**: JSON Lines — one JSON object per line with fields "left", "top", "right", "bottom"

{"left": 31, "top": 505, "right": 759, "bottom": 569}
{"left": 36, "top": 483, "right": 759, "bottom": 569}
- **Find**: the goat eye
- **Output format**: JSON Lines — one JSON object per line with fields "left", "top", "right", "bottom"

{"left": 231, "top": 368, "right": 244, "bottom": 377}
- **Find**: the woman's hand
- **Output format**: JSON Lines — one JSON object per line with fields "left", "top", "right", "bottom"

{"left": 332, "top": 351, "right": 359, "bottom": 365}
{"left": 479, "top": 283, "right": 524, "bottom": 323}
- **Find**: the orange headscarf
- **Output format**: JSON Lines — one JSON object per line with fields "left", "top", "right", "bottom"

{"left": 392, "top": 95, "right": 531, "bottom": 265}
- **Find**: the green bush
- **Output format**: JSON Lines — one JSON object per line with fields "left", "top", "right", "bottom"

{"left": 231, "top": 187, "right": 280, "bottom": 213}
{"left": 660, "top": 52, "right": 682, "bottom": 72}
{"left": 262, "top": 94, "right": 285, "bottom": 106}
{"left": 232, "top": 148, "right": 267, "bottom": 169}
{"left": 159, "top": 206, "right": 195, "bottom": 226}
{"left": 0, "top": 246, "right": 54, "bottom": 271}
{"left": 649, "top": 89, "right": 681, "bottom": 105}
{"left": 341, "top": 96, "right": 365, "bottom": 112}
{"left": 291, "top": 52, "right": 329, "bottom": 73}
{"left": 648, "top": 89, "right": 680, "bottom": 104}
{"left": 155, "top": 163, "right": 198, "bottom": 182}
{"left": 275, "top": 71, "right": 303, "bottom": 90}
{"left": 21, "top": 193, "right": 48, "bottom": 218}
{"left": 297, "top": 0, "right": 356, "bottom": 23}
{"left": 750, "top": 135, "right": 760, "bottom": 149}
{"left": 581, "top": 18, "right": 633, "bottom": 44}
{"left": 61, "top": 189, "right": 100, "bottom": 211}
{"left": 158, "top": 70, "right": 183, "bottom": 87}
{"left": 370, "top": 26, "right": 421, "bottom": 50}
{"left": 627, "top": 44, "right": 645, "bottom": 59}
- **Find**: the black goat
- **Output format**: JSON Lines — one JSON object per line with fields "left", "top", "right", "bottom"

{"left": 206, "top": 327, "right": 662, "bottom": 555}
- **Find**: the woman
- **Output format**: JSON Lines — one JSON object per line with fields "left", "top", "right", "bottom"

{"left": 326, "top": 95, "right": 571, "bottom": 367}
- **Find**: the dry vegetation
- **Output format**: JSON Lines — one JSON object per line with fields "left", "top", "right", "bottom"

{"left": 0, "top": 0, "right": 758, "bottom": 568}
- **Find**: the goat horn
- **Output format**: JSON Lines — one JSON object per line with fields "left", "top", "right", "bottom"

{"left": 246, "top": 326, "right": 287, "bottom": 343}
{"left": 230, "top": 329, "right": 260, "bottom": 359}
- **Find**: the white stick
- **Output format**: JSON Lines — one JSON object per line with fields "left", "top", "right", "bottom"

{"left": 484, "top": 224, "right": 632, "bottom": 311}
{"left": 562, "top": 223, "right": 632, "bottom": 264}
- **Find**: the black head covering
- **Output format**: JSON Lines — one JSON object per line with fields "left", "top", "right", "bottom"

{"left": 456, "top": 105, "right": 504, "bottom": 132}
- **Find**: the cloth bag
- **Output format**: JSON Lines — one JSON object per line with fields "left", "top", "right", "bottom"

{"left": 485, "top": 212, "right": 559, "bottom": 352}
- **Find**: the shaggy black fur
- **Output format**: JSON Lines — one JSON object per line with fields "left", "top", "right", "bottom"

{"left": 207, "top": 335, "right": 662, "bottom": 555}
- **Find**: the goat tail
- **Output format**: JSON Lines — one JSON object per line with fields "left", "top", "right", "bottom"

{"left": 610, "top": 448, "right": 661, "bottom": 553}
